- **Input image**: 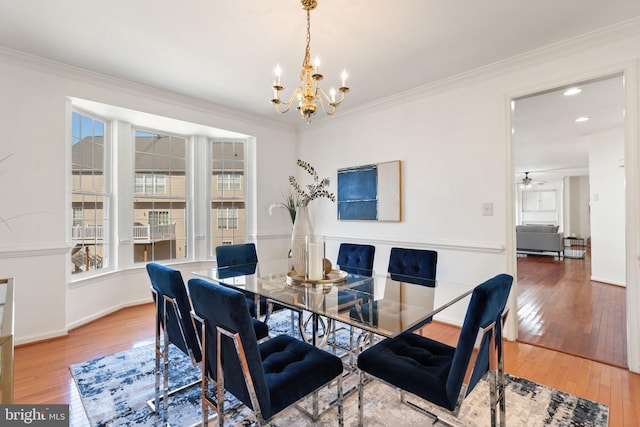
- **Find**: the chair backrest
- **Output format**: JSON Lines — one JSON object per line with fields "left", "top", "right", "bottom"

{"left": 446, "top": 273, "right": 512, "bottom": 406}
{"left": 387, "top": 247, "right": 437, "bottom": 286}
{"left": 216, "top": 243, "right": 258, "bottom": 267}
{"left": 146, "top": 263, "right": 202, "bottom": 363}
{"left": 336, "top": 243, "right": 375, "bottom": 276}
{"left": 188, "top": 278, "right": 270, "bottom": 414}
{"left": 215, "top": 242, "right": 258, "bottom": 282}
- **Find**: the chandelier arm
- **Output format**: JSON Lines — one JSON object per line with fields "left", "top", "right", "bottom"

{"left": 274, "top": 103, "right": 293, "bottom": 114}
{"left": 316, "top": 87, "right": 333, "bottom": 106}
{"left": 275, "top": 87, "right": 304, "bottom": 114}
{"left": 315, "top": 91, "right": 336, "bottom": 115}
{"left": 316, "top": 86, "right": 345, "bottom": 108}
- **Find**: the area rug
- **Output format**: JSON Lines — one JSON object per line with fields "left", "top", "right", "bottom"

{"left": 70, "top": 315, "right": 609, "bottom": 426}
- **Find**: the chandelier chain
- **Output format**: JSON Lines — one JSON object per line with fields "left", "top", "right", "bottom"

{"left": 301, "top": 8, "right": 312, "bottom": 80}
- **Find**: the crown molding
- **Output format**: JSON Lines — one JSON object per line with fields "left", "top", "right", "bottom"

{"left": 0, "top": 45, "right": 295, "bottom": 134}
{"left": 307, "top": 17, "right": 640, "bottom": 129}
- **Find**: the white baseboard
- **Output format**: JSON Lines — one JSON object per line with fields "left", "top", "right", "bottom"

{"left": 66, "top": 298, "right": 152, "bottom": 332}
{"left": 15, "top": 328, "right": 69, "bottom": 346}
{"left": 590, "top": 276, "right": 626, "bottom": 287}
{"left": 433, "top": 314, "right": 464, "bottom": 328}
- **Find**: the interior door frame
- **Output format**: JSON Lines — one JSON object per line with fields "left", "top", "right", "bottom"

{"left": 504, "top": 61, "right": 639, "bottom": 373}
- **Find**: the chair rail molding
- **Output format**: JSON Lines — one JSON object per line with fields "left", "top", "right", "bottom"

{"left": 322, "top": 234, "right": 505, "bottom": 254}
{"left": 0, "top": 243, "right": 72, "bottom": 259}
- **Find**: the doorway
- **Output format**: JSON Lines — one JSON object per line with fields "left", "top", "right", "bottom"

{"left": 511, "top": 75, "right": 627, "bottom": 367}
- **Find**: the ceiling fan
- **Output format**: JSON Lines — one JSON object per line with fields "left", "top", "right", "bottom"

{"left": 520, "top": 172, "right": 545, "bottom": 188}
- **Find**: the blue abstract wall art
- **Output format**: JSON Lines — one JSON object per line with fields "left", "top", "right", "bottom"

{"left": 337, "top": 160, "right": 401, "bottom": 221}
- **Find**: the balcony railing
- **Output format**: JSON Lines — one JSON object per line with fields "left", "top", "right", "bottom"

{"left": 71, "top": 225, "right": 104, "bottom": 240}
{"left": 72, "top": 224, "right": 176, "bottom": 242}
{"left": 133, "top": 224, "right": 176, "bottom": 241}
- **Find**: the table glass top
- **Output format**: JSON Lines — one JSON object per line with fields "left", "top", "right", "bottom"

{"left": 192, "top": 259, "right": 473, "bottom": 338}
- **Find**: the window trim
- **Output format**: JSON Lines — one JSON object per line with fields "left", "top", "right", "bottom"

{"left": 69, "top": 107, "right": 113, "bottom": 279}
{"left": 209, "top": 138, "right": 248, "bottom": 258}
{"left": 132, "top": 127, "right": 190, "bottom": 264}
{"left": 68, "top": 98, "right": 252, "bottom": 285}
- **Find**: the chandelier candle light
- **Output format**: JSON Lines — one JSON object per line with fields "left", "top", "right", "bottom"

{"left": 271, "top": 0, "right": 349, "bottom": 124}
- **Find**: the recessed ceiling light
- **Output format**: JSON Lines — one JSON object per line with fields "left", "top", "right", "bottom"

{"left": 564, "top": 87, "right": 582, "bottom": 96}
{"left": 575, "top": 116, "right": 590, "bottom": 123}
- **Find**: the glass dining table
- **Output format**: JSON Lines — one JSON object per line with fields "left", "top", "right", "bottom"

{"left": 192, "top": 258, "right": 474, "bottom": 350}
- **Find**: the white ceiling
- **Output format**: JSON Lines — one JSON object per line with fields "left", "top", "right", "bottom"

{"left": 513, "top": 75, "right": 625, "bottom": 183}
{"left": 0, "top": 0, "right": 636, "bottom": 174}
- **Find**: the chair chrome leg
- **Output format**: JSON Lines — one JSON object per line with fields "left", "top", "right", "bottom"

{"left": 498, "top": 370, "right": 506, "bottom": 427}
{"left": 489, "top": 369, "right": 498, "bottom": 427}
{"left": 154, "top": 319, "right": 161, "bottom": 415}
{"left": 498, "top": 340, "right": 506, "bottom": 426}
{"left": 163, "top": 333, "right": 170, "bottom": 419}
{"left": 200, "top": 321, "right": 211, "bottom": 427}
{"left": 349, "top": 325, "right": 355, "bottom": 366}
{"left": 290, "top": 310, "right": 296, "bottom": 336}
{"left": 337, "top": 375, "right": 344, "bottom": 427}
{"left": 358, "top": 370, "right": 365, "bottom": 427}
{"left": 312, "top": 390, "right": 319, "bottom": 421}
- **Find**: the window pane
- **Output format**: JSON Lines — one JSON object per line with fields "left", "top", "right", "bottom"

{"left": 211, "top": 140, "right": 245, "bottom": 255}
{"left": 71, "top": 111, "right": 108, "bottom": 275}
{"left": 133, "top": 129, "right": 187, "bottom": 263}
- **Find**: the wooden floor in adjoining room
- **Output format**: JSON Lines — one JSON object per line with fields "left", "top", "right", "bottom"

{"left": 516, "top": 250, "right": 627, "bottom": 368}
{"left": 14, "top": 302, "right": 639, "bottom": 426}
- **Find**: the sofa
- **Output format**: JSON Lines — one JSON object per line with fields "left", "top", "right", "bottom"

{"left": 516, "top": 224, "right": 563, "bottom": 258}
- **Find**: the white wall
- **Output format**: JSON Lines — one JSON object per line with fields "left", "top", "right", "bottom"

{"left": 0, "top": 48, "right": 297, "bottom": 344}
{"left": 292, "top": 25, "right": 640, "bottom": 370}
{"left": 589, "top": 128, "right": 626, "bottom": 286}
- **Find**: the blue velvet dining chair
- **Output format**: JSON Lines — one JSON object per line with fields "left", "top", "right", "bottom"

{"left": 145, "top": 263, "right": 204, "bottom": 422}
{"left": 188, "top": 278, "right": 344, "bottom": 426}
{"left": 146, "top": 263, "right": 268, "bottom": 423}
{"left": 357, "top": 273, "right": 513, "bottom": 427}
{"left": 335, "top": 242, "right": 376, "bottom": 307}
{"left": 387, "top": 247, "right": 437, "bottom": 286}
{"left": 349, "top": 247, "right": 438, "bottom": 333}
{"left": 330, "top": 243, "right": 376, "bottom": 354}
{"left": 215, "top": 243, "right": 268, "bottom": 318}
{"left": 336, "top": 243, "right": 376, "bottom": 276}
{"left": 216, "top": 242, "right": 296, "bottom": 334}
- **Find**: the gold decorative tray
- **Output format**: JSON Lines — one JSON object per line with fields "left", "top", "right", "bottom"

{"left": 286, "top": 269, "right": 348, "bottom": 286}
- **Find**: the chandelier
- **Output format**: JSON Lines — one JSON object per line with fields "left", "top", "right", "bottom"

{"left": 271, "top": 0, "right": 349, "bottom": 124}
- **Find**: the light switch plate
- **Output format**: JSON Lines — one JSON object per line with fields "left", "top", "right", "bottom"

{"left": 483, "top": 202, "right": 493, "bottom": 216}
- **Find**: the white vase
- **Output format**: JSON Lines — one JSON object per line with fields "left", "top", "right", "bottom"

{"left": 291, "top": 206, "right": 314, "bottom": 277}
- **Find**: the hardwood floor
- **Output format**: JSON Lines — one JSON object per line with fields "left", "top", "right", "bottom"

{"left": 14, "top": 304, "right": 156, "bottom": 427}
{"left": 516, "top": 250, "right": 627, "bottom": 367}
{"left": 14, "top": 302, "right": 639, "bottom": 426}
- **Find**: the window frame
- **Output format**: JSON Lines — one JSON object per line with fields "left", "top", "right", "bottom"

{"left": 132, "top": 127, "right": 190, "bottom": 264}
{"left": 70, "top": 108, "right": 112, "bottom": 278}
{"left": 68, "top": 99, "right": 252, "bottom": 285}
{"left": 209, "top": 138, "right": 248, "bottom": 257}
